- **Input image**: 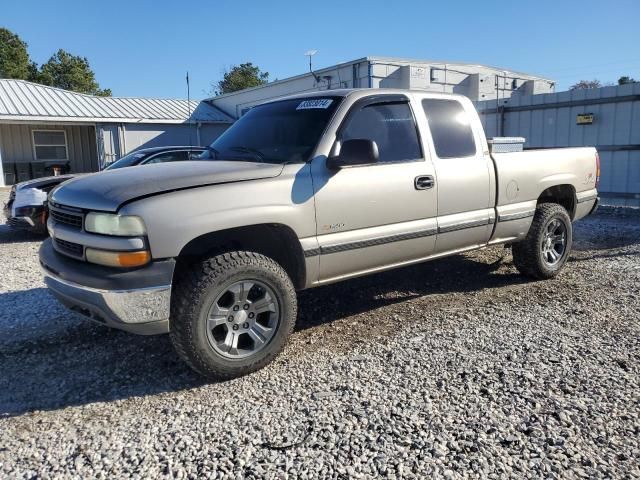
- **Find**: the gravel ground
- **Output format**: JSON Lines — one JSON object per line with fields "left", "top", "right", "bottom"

{"left": 0, "top": 187, "right": 638, "bottom": 479}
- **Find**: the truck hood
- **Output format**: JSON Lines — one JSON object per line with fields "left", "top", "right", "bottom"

{"left": 16, "top": 174, "right": 78, "bottom": 191}
{"left": 50, "top": 161, "right": 284, "bottom": 212}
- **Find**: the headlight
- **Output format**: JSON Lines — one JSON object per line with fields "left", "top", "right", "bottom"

{"left": 86, "top": 248, "right": 151, "bottom": 268}
{"left": 85, "top": 213, "right": 146, "bottom": 236}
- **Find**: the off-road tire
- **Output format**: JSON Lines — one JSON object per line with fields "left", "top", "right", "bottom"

{"left": 512, "top": 203, "right": 573, "bottom": 280}
{"left": 170, "top": 251, "right": 297, "bottom": 379}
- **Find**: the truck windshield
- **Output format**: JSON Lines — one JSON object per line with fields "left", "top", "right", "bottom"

{"left": 204, "top": 97, "right": 343, "bottom": 164}
{"left": 104, "top": 152, "right": 146, "bottom": 170}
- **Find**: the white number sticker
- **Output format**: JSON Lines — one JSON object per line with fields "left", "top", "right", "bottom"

{"left": 296, "top": 99, "right": 333, "bottom": 110}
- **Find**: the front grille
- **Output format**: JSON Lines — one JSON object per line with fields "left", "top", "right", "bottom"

{"left": 54, "top": 238, "right": 84, "bottom": 257}
{"left": 50, "top": 209, "right": 83, "bottom": 229}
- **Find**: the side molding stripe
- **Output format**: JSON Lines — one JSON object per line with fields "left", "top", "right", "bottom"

{"left": 321, "top": 227, "right": 438, "bottom": 255}
{"left": 304, "top": 209, "right": 536, "bottom": 257}
{"left": 437, "top": 218, "right": 490, "bottom": 234}
{"left": 497, "top": 210, "right": 536, "bottom": 222}
{"left": 577, "top": 194, "right": 598, "bottom": 204}
{"left": 303, "top": 248, "right": 321, "bottom": 258}
{"left": 304, "top": 227, "right": 437, "bottom": 257}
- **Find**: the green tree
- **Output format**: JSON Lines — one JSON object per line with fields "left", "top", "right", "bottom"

{"left": 38, "top": 49, "right": 111, "bottom": 96}
{"left": 570, "top": 79, "right": 603, "bottom": 90}
{"left": 213, "top": 62, "right": 269, "bottom": 95}
{"left": 0, "top": 28, "right": 38, "bottom": 80}
{"left": 618, "top": 76, "right": 637, "bottom": 85}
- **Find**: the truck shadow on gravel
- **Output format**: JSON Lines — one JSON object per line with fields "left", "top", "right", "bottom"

{"left": 1, "top": 253, "right": 528, "bottom": 417}
{"left": 0, "top": 225, "right": 46, "bottom": 244}
{"left": 0, "top": 307, "right": 204, "bottom": 417}
{"left": 2, "top": 210, "right": 638, "bottom": 416}
{"left": 295, "top": 252, "right": 526, "bottom": 331}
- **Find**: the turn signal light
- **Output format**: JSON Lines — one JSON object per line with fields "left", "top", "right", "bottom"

{"left": 85, "top": 248, "right": 151, "bottom": 268}
{"left": 595, "top": 152, "right": 601, "bottom": 188}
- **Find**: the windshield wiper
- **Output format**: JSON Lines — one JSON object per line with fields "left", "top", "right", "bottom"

{"left": 228, "top": 146, "right": 266, "bottom": 162}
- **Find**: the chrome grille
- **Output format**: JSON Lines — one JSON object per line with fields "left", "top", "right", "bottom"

{"left": 54, "top": 238, "right": 84, "bottom": 258}
{"left": 50, "top": 208, "right": 83, "bottom": 229}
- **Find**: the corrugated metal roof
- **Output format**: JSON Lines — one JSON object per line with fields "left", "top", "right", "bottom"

{"left": 0, "top": 79, "right": 233, "bottom": 124}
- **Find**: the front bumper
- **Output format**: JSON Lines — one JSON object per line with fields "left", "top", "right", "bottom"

{"left": 4, "top": 203, "right": 48, "bottom": 233}
{"left": 40, "top": 239, "right": 174, "bottom": 335}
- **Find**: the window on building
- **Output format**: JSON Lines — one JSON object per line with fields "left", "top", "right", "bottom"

{"left": 422, "top": 99, "right": 477, "bottom": 159}
{"left": 32, "top": 131, "right": 68, "bottom": 161}
{"left": 340, "top": 102, "right": 421, "bottom": 163}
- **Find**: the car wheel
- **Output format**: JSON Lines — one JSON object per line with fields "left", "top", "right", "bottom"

{"left": 170, "top": 251, "right": 297, "bottom": 379}
{"left": 512, "top": 203, "right": 573, "bottom": 280}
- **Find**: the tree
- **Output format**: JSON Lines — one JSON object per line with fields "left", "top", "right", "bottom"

{"left": 618, "top": 76, "right": 637, "bottom": 85}
{"left": 0, "top": 28, "right": 37, "bottom": 80}
{"left": 38, "top": 49, "right": 111, "bottom": 96}
{"left": 570, "top": 79, "right": 603, "bottom": 90}
{"left": 213, "top": 62, "right": 269, "bottom": 95}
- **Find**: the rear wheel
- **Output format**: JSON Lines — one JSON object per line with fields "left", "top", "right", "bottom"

{"left": 170, "top": 251, "right": 297, "bottom": 379}
{"left": 512, "top": 203, "right": 573, "bottom": 279}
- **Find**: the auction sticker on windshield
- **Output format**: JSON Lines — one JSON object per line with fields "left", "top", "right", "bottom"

{"left": 297, "top": 99, "right": 333, "bottom": 110}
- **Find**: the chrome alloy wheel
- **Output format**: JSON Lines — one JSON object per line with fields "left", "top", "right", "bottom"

{"left": 206, "top": 280, "right": 280, "bottom": 359}
{"left": 541, "top": 218, "right": 567, "bottom": 266}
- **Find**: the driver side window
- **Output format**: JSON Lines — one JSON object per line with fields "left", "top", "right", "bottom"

{"left": 340, "top": 102, "right": 422, "bottom": 163}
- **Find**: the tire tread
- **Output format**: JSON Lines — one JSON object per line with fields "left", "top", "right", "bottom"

{"left": 512, "top": 203, "right": 572, "bottom": 280}
{"left": 170, "top": 251, "right": 296, "bottom": 379}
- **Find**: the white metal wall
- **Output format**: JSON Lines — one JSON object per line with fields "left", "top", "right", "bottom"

{"left": 121, "top": 123, "right": 228, "bottom": 152}
{"left": 209, "top": 57, "right": 555, "bottom": 119}
{"left": 476, "top": 83, "right": 640, "bottom": 199}
{"left": 211, "top": 60, "right": 371, "bottom": 118}
{"left": 96, "top": 122, "right": 229, "bottom": 168}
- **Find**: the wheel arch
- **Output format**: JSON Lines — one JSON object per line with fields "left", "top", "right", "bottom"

{"left": 174, "top": 223, "right": 307, "bottom": 290}
{"left": 537, "top": 184, "right": 577, "bottom": 219}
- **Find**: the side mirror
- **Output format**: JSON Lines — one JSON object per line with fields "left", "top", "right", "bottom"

{"left": 327, "top": 139, "right": 379, "bottom": 169}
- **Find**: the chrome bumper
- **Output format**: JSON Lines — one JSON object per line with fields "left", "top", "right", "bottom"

{"left": 12, "top": 215, "right": 35, "bottom": 226}
{"left": 43, "top": 266, "right": 171, "bottom": 335}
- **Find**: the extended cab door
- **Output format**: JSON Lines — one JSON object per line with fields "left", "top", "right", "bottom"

{"left": 415, "top": 95, "right": 495, "bottom": 253}
{"left": 310, "top": 94, "right": 438, "bottom": 283}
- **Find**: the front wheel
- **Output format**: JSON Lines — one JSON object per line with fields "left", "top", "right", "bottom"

{"left": 170, "top": 251, "right": 297, "bottom": 379}
{"left": 512, "top": 203, "right": 573, "bottom": 279}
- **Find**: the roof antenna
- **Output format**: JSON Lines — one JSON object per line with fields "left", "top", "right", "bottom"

{"left": 305, "top": 50, "right": 321, "bottom": 84}
{"left": 186, "top": 71, "right": 195, "bottom": 148}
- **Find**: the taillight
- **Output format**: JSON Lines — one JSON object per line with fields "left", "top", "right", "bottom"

{"left": 595, "top": 152, "right": 601, "bottom": 188}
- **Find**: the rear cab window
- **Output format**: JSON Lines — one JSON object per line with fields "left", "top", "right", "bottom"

{"left": 422, "top": 99, "right": 477, "bottom": 158}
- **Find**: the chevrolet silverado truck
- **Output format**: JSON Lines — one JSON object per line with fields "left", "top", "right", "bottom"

{"left": 39, "top": 89, "right": 600, "bottom": 379}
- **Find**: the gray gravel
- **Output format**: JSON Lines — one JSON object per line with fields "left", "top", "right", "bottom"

{"left": 1, "top": 187, "right": 639, "bottom": 479}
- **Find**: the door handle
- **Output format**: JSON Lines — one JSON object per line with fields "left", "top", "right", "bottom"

{"left": 414, "top": 175, "right": 435, "bottom": 190}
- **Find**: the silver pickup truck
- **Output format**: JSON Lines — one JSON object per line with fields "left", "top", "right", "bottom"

{"left": 40, "top": 89, "right": 599, "bottom": 379}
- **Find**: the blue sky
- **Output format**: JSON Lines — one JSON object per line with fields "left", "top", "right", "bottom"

{"left": 3, "top": 0, "right": 639, "bottom": 100}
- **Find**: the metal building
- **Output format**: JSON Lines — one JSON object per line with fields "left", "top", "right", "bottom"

{"left": 476, "top": 83, "right": 640, "bottom": 204}
{"left": 0, "top": 80, "right": 233, "bottom": 186}
{"left": 207, "top": 56, "right": 555, "bottom": 119}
